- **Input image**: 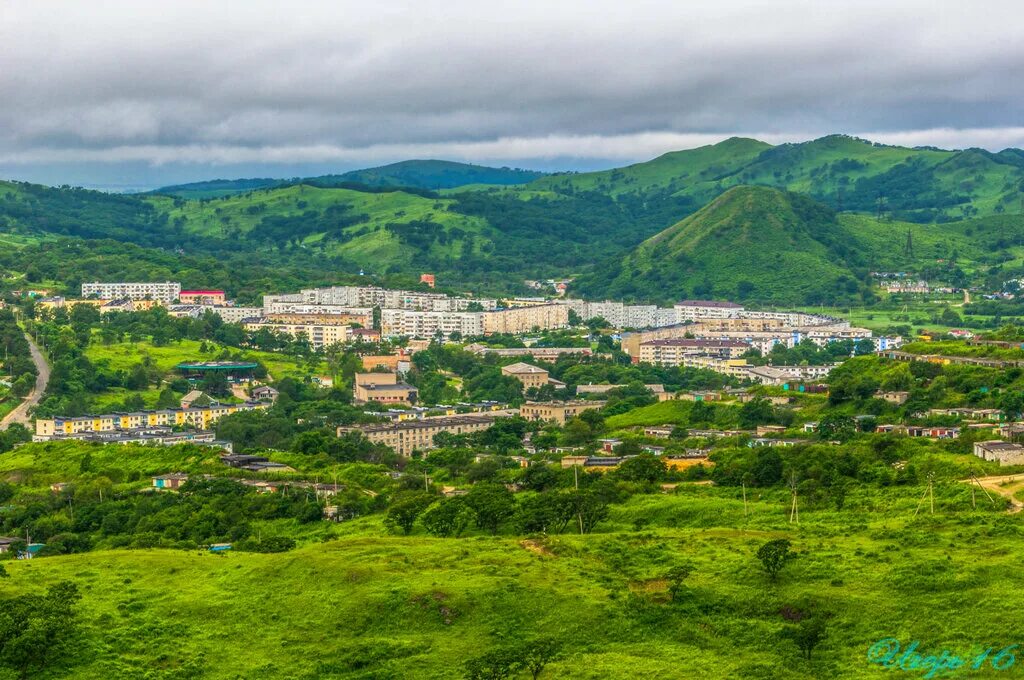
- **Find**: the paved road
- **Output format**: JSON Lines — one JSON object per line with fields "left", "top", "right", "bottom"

{"left": 0, "top": 333, "right": 49, "bottom": 430}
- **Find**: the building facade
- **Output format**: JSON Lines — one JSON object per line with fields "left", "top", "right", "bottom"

{"left": 338, "top": 414, "right": 503, "bottom": 456}
{"left": 353, "top": 373, "right": 418, "bottom": 405}
{"left": 519, "top": 400, "right": 604, "bottom": 425}
{"left": 81, "top": 281, "right": 181, "bottom": 304}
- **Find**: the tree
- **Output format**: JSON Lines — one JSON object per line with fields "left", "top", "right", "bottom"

{"left": 666, "top": 564, "right": 693, "bottom": 601}
{"left": 739, "top": 398, "right": 775, "bottom": 429}
{"left": 751, "top": 449, "right": 783, "bottom": 486}
{"left": 614, "top": 453, "right": 667, "bottom": 484}
{"left": 464, "top": 483, "right": 516, "bottom": 535}
{"left": 0, "top": 581, "right": 81, "bottom": 678}
{"left": 155, "top": 386, "right": 179, "bottom": 409}
{"left": 10, "top": 374, "right": 33, "bottom": 398}
{"left": 464, "top": 648, "right": 519, "bottom": 680}
{"left": 573, "top": 490, "right": 609, "bottom": 534}
{"left": 517, "top": 638, "right": 561, "bottom": 679}
{"left": 1000, "top": 390, "right": 1024, "bottom": 422}
{"left": 757, "top": 538, "right": 792, "bottom": 581}
{"left": 421, "top": 498, "right": 476, "bottom": 537}
{"left": 384, "top": 492, "right": 434, "bottom": 535}
{"left": 817, "top": 413, "right": 856, "bottom": 442}
{"left": 785, "top": 615, "right": 827, "bottom": 660}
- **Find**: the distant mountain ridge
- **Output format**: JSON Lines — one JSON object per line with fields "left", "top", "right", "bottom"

{"left": 5, "top": 134, "right": 1024, "bottom": 305}
{"left": 154, "top": 160, "right": 548, "bottom": 198}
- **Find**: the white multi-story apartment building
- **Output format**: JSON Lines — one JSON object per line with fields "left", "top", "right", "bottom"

{"left": 82, "top": 281, "right": 181, "bottom": 304}
{"left": 638, "top": 339, "right": 751, "bottom": 365}
{"left": 674, "top": 300, "right": 745, "bottom": 321}
{"left": 203, "top": 306, "right": 262, "bottom": 323}
{"left": 380, "top": 309, "right": 485, "bottom": 338}
{"left": 290, "top": 286, "right": 497, "bottom": 312}
{"left": 262, "top": 303, "right": 373, "bottom": 318}
{"left": 243, "top": 319, "right": 354, "bottom": 348}
{"left": 559, "top": 299, "right": 679, "bottom": 330}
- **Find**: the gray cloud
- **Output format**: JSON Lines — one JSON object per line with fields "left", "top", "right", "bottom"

{"left": 2, "top": 0, "right": 1024, "bottom": 187}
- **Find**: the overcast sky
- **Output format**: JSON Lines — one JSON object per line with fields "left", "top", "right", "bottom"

{"left": 2, "top": 1, "right": 1024, "bottom": 189}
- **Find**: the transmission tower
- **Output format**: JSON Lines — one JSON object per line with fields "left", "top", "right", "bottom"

{"left": 903, "top": 229, "right": 914, "bottom": 259}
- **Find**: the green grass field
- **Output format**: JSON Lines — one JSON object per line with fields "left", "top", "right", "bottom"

{"left": 85, "top": 338, "right": 324, "bottom": 381}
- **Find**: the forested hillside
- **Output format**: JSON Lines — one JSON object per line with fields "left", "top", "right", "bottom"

{"left": 155, "top": 160, "right": 547, "bottom": 199}
{"left": 4, "top": 135, "right": 1024, "bottom": 304}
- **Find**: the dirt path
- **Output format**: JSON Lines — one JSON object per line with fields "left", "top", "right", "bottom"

{"left": 0, "top": 333, "right": 49, "bottom": 430}
{"left": 965, "top": 474, "right": 1024, "bottom": 513}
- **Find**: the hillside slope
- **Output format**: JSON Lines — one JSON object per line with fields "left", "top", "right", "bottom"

{"left": 574, "top": 186, "right": 865, "bottom": 305}
{"left": 522, "top": 135, "right": 1024, "bottom": 223}
{"left": 155, "top": 160, "right": 547, "bottom": 198}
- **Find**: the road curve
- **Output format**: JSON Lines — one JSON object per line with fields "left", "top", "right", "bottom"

{"left": 0, "top": 333, "right": 49, "bottom": 430}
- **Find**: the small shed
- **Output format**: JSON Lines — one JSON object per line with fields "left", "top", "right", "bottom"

{"left": 152, "top": 473, "right": 190, "bottom": 490}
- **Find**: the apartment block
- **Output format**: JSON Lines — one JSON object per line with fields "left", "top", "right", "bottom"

{"left": 294, "top": 286, "right": 497, "bottom": 312}
{"left": 266, "top": 310, "right": 373, "bottom": 327}
{"left": 380, "top": 309, "right": 484, "bottom": 338}
{"left": 243, "top": 319, "right": 353, "bottom": 348}
{"left": 638, "top": 338, "right": 750, "bottom": 365}
{"left": 338, "top": 414, "right": 502, "bottom": 456}
{"left": 34, "top": 402, "right": 267, "bottom": 439}
{"left": 179, "top": 290, "right": 226, "bottom": 305}
{"left": 481, "top": 304, "right": 569, "bottom": 335}
{"left": 464, "top": 344, "right": 593, "bottom": 361}
{"left": 674, "top": 300, "right": 745, "bottom": 321}
{"left": 81, "top": 281, "right": 181, "bottom": 304}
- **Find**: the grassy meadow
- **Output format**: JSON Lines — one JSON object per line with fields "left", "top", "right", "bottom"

{"left": 4, "top": 480, "right": 1024, "bottom": 679}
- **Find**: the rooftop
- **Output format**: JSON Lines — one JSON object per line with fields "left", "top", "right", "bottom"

{"left": 501, "top": 362, "right": 547, "bottom": 374}
{"left": 675, "top": 300, "right": 744, "bottom": 308}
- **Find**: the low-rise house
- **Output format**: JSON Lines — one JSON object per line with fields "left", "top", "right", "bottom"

{"left": 929, "top": 408, "right": 1005, "bottom": 422}
{"left": 598, "top": 438, "right": 622, "bottom": 453}
{"left": 876, "top": 391, "right": 910, "bottom": 405}
{"left": 353, "top": 373, "right": 418, "bottom": 405}
{"left": 560, "top": 455, "right": 590, "bottom": 469}
{"left": 500, "top": 362, "right": 553, "bottom": 390}
{"left": 152, "top": 473, "right": 189, "bottom": 490}
{"left": 749, "top": 438, "right": 807, "bottom": 447}
{"left": 680, "top": 391, "right": 721, "bottom": 402}
{"left": 576, "top": 383, "right": 666, "bottom": 399}
{"left": 519, "top": 400, "right": 604, "bottom": 425}
{"left": 180, "top": 390, "right": 216, "bottom": 409}
{"left": 251, "top": 385, "right": 279, "bottom": 402}
{"left": 974, "top": 440, "right": 1024, "bottom": 466}
{"left": 0, "top": 537, "right": 20, "bottom": 554}
{"left": 756, "top": 425, "right": 787, "bottom": 436}
{"left": 875, "top": 424, "right": 961, "bottom": 439}
{"left": 644, "top": 425, "right": 676, "bottom": 438}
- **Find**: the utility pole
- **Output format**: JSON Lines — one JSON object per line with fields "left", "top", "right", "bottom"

{"left": 788, "top": 473, "right": 799, "bottom": 524}
{"left": 574, "top": 465, "right": 583, "bottom": 535}
{"left": 742, "top": 481, "right": 748, "bottom": 518}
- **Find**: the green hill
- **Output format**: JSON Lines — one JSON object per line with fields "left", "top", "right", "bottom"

{"left": 326, "top": 159, "right": 546, "bottom": 190}
{"left": 574, "top": 186, "right": 866, "bottom": 305}
{"left": 521, "top": 135, "right": 1024, "bottom": 223}
{"left": 155, "top": 160, "right": 547, "bottom": 199}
